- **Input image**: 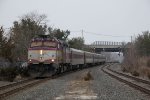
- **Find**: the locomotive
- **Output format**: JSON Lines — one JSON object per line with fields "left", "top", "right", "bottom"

{"left": 28, "top": 35, "right": 106, "bottom": 77}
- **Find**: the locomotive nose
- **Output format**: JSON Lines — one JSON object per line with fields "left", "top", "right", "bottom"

{"left": 39, "top": 50, "right": 44, "bottom": 61}
{"left": 39, "top": 49, "right": 56, "bottom": 63}
{"left": 28, "top": 49, "right": 57, "bottom": 64}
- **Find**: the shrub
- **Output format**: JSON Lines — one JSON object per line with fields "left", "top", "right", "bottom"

{"left": 122, "top": 67, "right": 127, "bottom": 72}
{"left": 83, "top": 71, "right": 93, "bottom": 81}
{"left": 145, "top": 69, "right": 150, "bottom": 79}
{"left": 147, "top": 58, "right": 150, "bottom": 68}
{"left": 131, "top": 70, "right": 139, "bottom": 76}
{"left": 147, "top": 73, "right": 150, "bottom": 79}
{"left": 121, "top": 65, "right": 131, "bottom": 73}
{"left": 0, "top": 67, "right": 31, "bottom": 81}
{"left": 121, "top": 64, "right": 131, "bottom": 73}
{"left": 18, "top": 68, "right": 30, "bottom": 77}
{"left": 0, "top": 67, "right": 18, "bottom": 82}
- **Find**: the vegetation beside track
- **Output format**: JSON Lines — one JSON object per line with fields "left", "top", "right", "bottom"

{"left": 122, "top": 31, "right": 150, "bottom": 79}
{"left": 83, "top": 71, "right": 94, "bottom": 81}
{"left": 0, "top": 67, "right": 30, "bottom": 82}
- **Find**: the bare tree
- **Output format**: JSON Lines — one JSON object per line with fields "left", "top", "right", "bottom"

{"left": 10, "top": 12, "right": 48, "bottom": 61}
{"left": 20, "top": 11, "right": 48, "bottom": 25}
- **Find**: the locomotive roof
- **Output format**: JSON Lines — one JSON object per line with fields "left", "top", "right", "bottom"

{"left": 31, "top": 35, "right": 69, "bottom": 46}
{"left": 32, "top": 37, "right": 58, "bottom": 41}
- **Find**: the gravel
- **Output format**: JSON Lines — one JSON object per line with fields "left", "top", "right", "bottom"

{"left": 110, "top": 63, "right": 150, "bottom": 81}
{"left": 6, "top": 64, "right": 150, "bottom": 100}
{"left": 109, "top": 63, "right": 123, "bottom": 72}
{"left": 0, "top": 81, "right": 13, "bottom": 87}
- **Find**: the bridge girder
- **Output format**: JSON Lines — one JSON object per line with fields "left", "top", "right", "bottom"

{"left": 95, "top": 48, "right": 122, "bottom": 53}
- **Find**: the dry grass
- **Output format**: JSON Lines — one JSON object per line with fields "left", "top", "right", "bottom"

{"left": 14, "top": 74, "right": 23, "bottom": 82}
{"left": 122, "top": 56, "right": 150, "bottom": 79}
{"left": 147, "top": 72, "right": 150, "bottom": 79}
{"left": 83, "top": 71, "right": 93, "bottom": 81}
{"left": 140, "top": 67, "right": 150, "bottom": 79}
{"left": 131, "top": 70, "right": 139, "bottom": 76}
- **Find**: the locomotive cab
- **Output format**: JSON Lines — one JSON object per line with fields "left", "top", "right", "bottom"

{"left": 28, "top": 39, "right": 58, "bottom": 64}
{"left": 27, "top": 36, "right": 62, "bottom": 76}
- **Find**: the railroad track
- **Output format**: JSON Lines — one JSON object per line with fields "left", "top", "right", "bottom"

{"left": 0, "top": 64, "right": 103, "bottom": 99}
{"left": 0, "top": 70, "right": 73, "bottom": 99}
{"left": 0, "top": 70, "right": 76, "bottom": 99}
{"left": 0, "top": 77, "right": 51, "bottom": 99}
{"left": 102, "top": 63, "right": 150, "bottom": 95}
{"left": 0, "top": 78, "right": 33, "bottom": 91}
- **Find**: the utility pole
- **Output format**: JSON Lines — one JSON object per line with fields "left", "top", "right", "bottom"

{"left": 131, "top": 36, "right": 132, "bottom": 43}
{"left": 81, "top": 30, "right": 84, "bottom": 39}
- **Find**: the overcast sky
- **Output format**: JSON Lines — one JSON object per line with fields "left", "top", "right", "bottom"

{"left": 0, "top": 0, "right": 150, "bottom": 44}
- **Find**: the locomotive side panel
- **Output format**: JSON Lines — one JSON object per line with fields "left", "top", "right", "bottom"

{"left": 56, "top": 49, "right": 63, "bottom": 64}
{"left": 65, "top": 48, "right": 71, "bottom": 63}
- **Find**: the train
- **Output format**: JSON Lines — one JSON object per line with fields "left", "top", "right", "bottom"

{"left": 27, "top": 35, "right": 106, "bottom": 77}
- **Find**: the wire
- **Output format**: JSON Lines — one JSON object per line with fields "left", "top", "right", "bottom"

{"left": 2, "top": 28, "right": 131, "bottom": 38}
{"left": 71, "top": 30, "right": 130, "bottom": 38}
{"left": 84, "top": 31, "right": 130, "bottom": 37}
{"left": 70, "top": 30, "right": 81, "bottom": 33}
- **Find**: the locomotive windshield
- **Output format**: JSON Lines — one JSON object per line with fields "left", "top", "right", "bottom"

{"left": 43, "top": 41, "right": 56, "bottom": 47}
{"left": 31, "top": 41, "right": 42, "bottom": 47}
{"left": 30, "top": 41, "right": 57, "bottom": 48}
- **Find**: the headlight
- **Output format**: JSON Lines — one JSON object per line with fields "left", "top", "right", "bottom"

{"left": 29, "top": 59, "right": 32, "bottom": 61}
{"left": 51, "top": 59, "right": 54, "bottom": 62}
{"left": 40, "top": 50, "right": 43, "bottom": 55}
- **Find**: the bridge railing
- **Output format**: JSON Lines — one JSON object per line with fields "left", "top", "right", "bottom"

{"left": 92, "top": 41, "right": 122, "bottom": 46}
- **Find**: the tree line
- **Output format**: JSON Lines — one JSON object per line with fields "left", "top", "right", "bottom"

{"left": 0, "top": 12, "right": 85, "bottom": 63}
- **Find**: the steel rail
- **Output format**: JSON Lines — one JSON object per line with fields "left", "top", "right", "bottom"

{"left": 107, "top": 67, "right": 150, "bottom": 85}
{"left": 0, "top": 78, "right": 50, "bottom": 99}
{"left": 102, "top": 64, "right": 150, "bottom": 95}
{"left": 0, "top": 78, "right": 34, "bottom": 91}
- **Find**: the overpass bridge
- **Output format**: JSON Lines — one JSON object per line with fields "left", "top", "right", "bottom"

{"left": 89, "top": 41, "right": 123, "bottom": 53}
